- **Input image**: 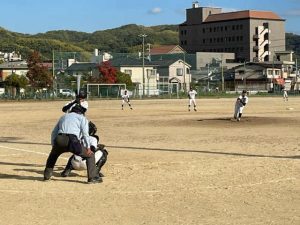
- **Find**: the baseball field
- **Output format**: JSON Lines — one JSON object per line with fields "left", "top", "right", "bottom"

{"left": 0, "top": 97, "right": 299, "bottom": 225}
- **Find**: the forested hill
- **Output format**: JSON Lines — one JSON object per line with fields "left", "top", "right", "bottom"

{"left": 0, "top": 24, "right": 299, "bottom": 60}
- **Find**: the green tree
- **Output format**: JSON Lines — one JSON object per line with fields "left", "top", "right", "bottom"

{"left": 26, "top": 51, "right": 53, "bottom": 89}
{"left": 5, "top": 73, "right": 28, "bottom": 97}
{"left": 116, "top": 71, "right": 133, "bottom": 89}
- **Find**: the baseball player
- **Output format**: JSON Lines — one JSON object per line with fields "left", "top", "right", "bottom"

{"left": 121, "top": 90, "right": 133, "bottom": 110}
{"left": 43, "top": 104, "right": 101, "bottom": 184}
{"left": 283, "top": 88, "right": 288, "bottom": 102}
{"left": 61, "top": 121, "right": 108, "bottom": 178}
{"left": 62, "top": 90, "right": 88, "bottom": 114}
{"left": 234, "top": 90, "right": 249, "bottom": 121}
{"left": 188, "top": 87, "right": 197, "bottom": 111}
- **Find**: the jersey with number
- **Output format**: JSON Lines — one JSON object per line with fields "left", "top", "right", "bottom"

{"left": 188, "top": 90, "right": 197, "bottom": 99}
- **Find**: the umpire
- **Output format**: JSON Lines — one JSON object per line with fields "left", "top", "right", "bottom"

{"left": 43, "top": 104, "right": 101, "bottom": 184}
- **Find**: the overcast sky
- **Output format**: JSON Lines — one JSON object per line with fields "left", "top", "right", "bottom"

{"left": 0, "top": 0, "right": 299, "bottom": 34}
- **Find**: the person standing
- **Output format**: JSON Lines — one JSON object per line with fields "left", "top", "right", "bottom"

{"left": 234, "top": 90, "right": 249, "bottom": 121}
{"left": 121, "top": 90, "right": 133, "bottom": 110}
{"left": 283, "top": 88, "right": 288, "bottom": 102}
{"left": 43, "top": 104, "right": 101, "bottom": 184}
{"left": 188, "top": 87, "right": 197, "bottom": 111}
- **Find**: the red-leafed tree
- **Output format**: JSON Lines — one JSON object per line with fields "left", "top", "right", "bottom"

{"left": 98, "top": 61, "right": 117, "bottom": 84}
{"left": 26, "top": 51, "right": 52, "bottom": 89}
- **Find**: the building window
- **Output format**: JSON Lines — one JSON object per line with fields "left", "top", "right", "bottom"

{"left": 214, "top": 27, "right": 216, "bottom": 32}
{"left": 184, "top": 40, "right": 187, "bottom": 45}
{"left": 184, "top": 30, "right": 187, "bottom": 35}
{"left": 221, "top": 27, "right": 223, "bottom": 31}
{"left": 221, "top": 37, "right": 224, "bottom": 42}
{"left": 124, "top": 69, "right": 132, "bottom": 76}
{"left": 203, "top": 39, "right": 205, "bottom": 43}
{"left": 147, "top": 69, "right": 157, "bottom": 78}
{"left": 181, "top": 30, "right": 184, "bottom": 35}
{"left": 210, "top": 28, "right": 212, "bottom": 32}
{"left": 240, "top": 36, "right": 243, "bottom": 41}
{"left": 210, "top": 38, "right": 212, "bottom": 43}
{"left": 232, "top": 25, "right": 235, "bottom": 30}
{"left": 177, "top": 68, "right": 183, "bottom": 76}
{"left": 237, "top": 36, "right": 240, "bottom": 41}
{"left": 225, "top": 26, "right": 227, "bottom": 31}
{"left": 202, "top": 28, "right": 205, "bottom": 33}
{"left": 186, "top": 68, "right": 190, "bottom": 74}
{"left": 240, "top": 24, "right": 243, "bottom": 30}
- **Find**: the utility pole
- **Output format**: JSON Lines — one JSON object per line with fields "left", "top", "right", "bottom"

{"left": 207, "top": 63, "right": 210, "bottom": 92}
{"left": 52, "top": 50, "right": 55, "bottom": 96}
{"left": 139, "top": 34, "right": 147, "bottom": 97}
{"left": 221, "top": 54, "right": 224, "bottom": 92}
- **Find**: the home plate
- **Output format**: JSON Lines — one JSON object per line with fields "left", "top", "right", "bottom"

{"left": 286, "top": 107, "right": 294, "bottom": 110}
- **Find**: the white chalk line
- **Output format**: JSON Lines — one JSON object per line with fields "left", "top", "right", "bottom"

{"left": 0, "top": 145, "right": 68, "bottom": 159}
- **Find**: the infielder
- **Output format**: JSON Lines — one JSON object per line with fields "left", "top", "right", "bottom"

{"left": 188, "top": 87, "right": 197, "bottom": 111}
{"left": 121, "top": 90, "right": 133, "bottom": 110}
{"left": 61, "top": 121, "right": 108, "bottom": 178}
{"left": 234, "top": 90, "right": 249, "bottom": 121}
{"left": 283, "top": 88, "right": 288, "bottom": 102}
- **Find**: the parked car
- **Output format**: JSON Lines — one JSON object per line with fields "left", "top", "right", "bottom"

{"left": 59, "top": 89, "right": 75, "bottom": 97}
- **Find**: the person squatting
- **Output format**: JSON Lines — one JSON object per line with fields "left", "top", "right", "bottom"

{"left": 121, "top": 90, "right": 133, "bottom": 110}
{"left": 43, "top": 104, "right": 102, "bottom": 184}
{"left": 188, "top": 87, "right": 197, "bottom": 111}
{"left": 61, "top": 121, "right": 108, "bottom": 178}
{"left": 234, "top": 90, "right": 249, "bottom": 122}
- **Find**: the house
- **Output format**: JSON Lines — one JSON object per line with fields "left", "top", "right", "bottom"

{"left": 234, "top": 62, "right": 282, "bottom": 92}
{"left": 150, "top": 45, "right": 186, "bottom": 55}
{"left": 0, "top": 60, "right": 28, "bottom": 82}
{"left": 110, "top": 57, "right": 159, "bottom": 96}
{"left": 153, "top": 59, "right": 192, "bottom": 92}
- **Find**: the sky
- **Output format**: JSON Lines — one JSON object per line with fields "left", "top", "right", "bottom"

{"left": 0, "top": 0, "right": 299, "bottom": 34}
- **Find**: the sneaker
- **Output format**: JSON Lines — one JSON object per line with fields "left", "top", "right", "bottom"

{"left": 61, "top": 168, "right": 72, "bottom": 177}
{"left": 237, "top": 118, "right": 241, "bottom": 122}
{"left": 43, "top": 168, "right": 53, "bottom": 181}
{"left": 188, "top": 109, "right": 190, "bottom": 111}
{"left": 87, "top": 176, "right": 103, "bottom": 184}
{"left": 130, "top": 108, "right": 133, "bottom": 110}
{"left": 99, "top": 172, "right": 105, "bottom": 177}
{"left": 194, "top": 108, "right": 197, "bottom": 111}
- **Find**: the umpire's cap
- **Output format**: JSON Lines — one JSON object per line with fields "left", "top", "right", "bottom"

{"left": 76, "top": 90, "right": 87, "bottom": 99}
{"left": 242, "top": 90, "right": 247, "bottom": 94}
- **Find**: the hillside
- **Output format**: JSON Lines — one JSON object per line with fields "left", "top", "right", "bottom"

{"left": 0, "top": 25, "right": 299, "bottom": 60}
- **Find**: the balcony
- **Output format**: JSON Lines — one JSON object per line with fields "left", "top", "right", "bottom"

{"left": 260, "top": 39, "right": 271, "bottom": 47}
{"left": 253, "top": 46, "right": 259, "bottom": 51}
{"left": 260, "top": 51, "right": 271, "bottom": 59}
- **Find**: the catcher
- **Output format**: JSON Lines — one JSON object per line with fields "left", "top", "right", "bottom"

{"left": 61, "top": 121, "right": 108, "bottom": 178}
{"left": 234, "top": 90, "right": 249, "bottom": 121}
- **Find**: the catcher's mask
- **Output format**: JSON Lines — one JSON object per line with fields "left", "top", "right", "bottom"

{"left": 89, "top": 121, "right": 97, "bottom": 136}
{"left": 71, "top": 104, "right": 86, "bottom": 115}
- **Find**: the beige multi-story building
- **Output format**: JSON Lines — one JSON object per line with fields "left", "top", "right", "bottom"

{"left": 179, "top": 2, "right": 286, "bottom": 63}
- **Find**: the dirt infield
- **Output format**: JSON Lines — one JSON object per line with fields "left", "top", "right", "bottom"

{"left": 0, "top": 97, "right": 299, "bottom": 225}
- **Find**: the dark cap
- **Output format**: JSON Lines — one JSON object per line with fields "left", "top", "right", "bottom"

{"left": 76, "top": 90, "right": 87, "bottom": 99}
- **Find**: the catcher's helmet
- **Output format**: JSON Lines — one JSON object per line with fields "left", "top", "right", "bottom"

{"left": 71, "top": 104, "right": 86, "bottom": 114}
{"left": 89, "top": 121, "right": 97, "bottom": 136}
{"left": 76, "top": 90, "right": 87, "bottom": 99}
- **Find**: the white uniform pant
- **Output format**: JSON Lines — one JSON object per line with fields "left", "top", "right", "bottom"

{"left": 71, "top": 150, "right": 103, "bottom": 170}
{"left": 189, "top": 99, "right": 196, "bottom": 107}
{"left": 234, "top": 102, "right": 245, "bottom": 118}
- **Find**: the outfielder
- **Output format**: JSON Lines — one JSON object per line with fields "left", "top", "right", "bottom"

{"left": 188, "top": 87, "right": 197, "bottom": 111}
{"left": 234, "top": 90, "right": 249, "bottom": 121}
{"left": 61, "top": 121, "right": 108, "bottom": 178}
{"left": 121, "top": 90, "right": 133, "bottom": 110}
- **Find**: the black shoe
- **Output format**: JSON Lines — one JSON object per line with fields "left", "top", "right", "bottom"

{"left": 97, "top": 144, "right": 105, "bottom": 150}
{"left": 99, "top": 172, "right": 105, "bottom": 177}
{"left": 43, "top": 168, "right": 53, "bottom": 181}
{"left": 87, "top": 176, "right": 103, "bottom": 184}
{"left": 194, "top": 108, "right": 197, "bottom": 111}
{"left": 61, "top": 168, "right": 72, "bottom": 177}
